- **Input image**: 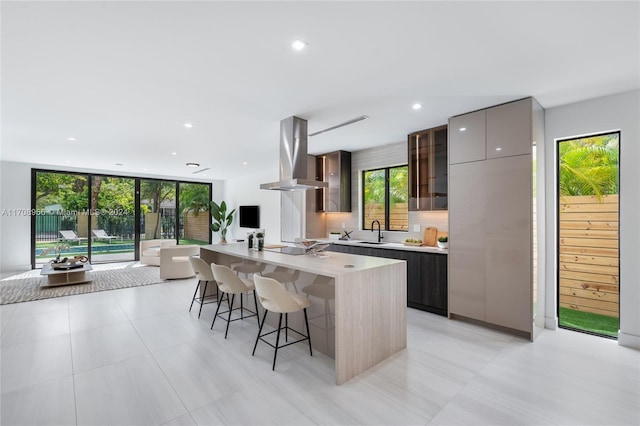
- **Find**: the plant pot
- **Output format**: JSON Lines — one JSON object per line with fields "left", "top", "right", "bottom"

{"left": 437, "top": 241, "right": 448, "bottom": 249}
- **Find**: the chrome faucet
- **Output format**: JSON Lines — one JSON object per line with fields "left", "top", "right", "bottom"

{"left": 371, "top": 220, "right": 383, "bottom": 242}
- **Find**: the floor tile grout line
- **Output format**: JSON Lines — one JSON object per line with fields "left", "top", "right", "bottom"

{"left": 128, "top": 306, "right": 193, "bottom": 421}
{"left": 66, "top": 298, "right": 79, "bottom": 426}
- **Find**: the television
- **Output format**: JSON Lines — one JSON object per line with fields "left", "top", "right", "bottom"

{"left": 239, "top": 205, "right": 260, "bottom": 228}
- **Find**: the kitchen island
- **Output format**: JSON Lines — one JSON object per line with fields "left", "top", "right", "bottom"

{"left": 200, "top": 243, "right": 407, "bottom": 385}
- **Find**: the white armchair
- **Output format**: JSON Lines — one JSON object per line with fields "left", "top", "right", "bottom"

{"left": 159, "top": 245, "right": 200, "bottom": 280}
{"left": 140, "top": 239, "right": 177, "bottom": 266}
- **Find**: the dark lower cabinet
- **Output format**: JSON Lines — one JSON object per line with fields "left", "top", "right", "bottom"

{"left": 328, "top": 244, "right": 448, "bottom": 316}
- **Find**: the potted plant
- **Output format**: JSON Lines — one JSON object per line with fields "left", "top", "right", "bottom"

{"left": 210, "top": 200, "right": 235, "bottom": 244}
{"left": 437, "top": 235, "right": 448, "bottom": 249}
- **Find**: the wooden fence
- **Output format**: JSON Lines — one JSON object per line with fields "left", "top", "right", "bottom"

{"left": 559, "top": 194, "right": 619, "bottom": 318}
{"left": 183, "top": 211, "right": 210, "bottom": 242}
{"left": 363, "top": 203, "right": 409, "bottom": 231}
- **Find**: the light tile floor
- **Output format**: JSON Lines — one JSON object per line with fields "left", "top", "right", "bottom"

{"left": 1, "top": 269, "right": 639, "bottom": 425}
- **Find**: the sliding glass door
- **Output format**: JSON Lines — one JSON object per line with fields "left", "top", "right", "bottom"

{"left": 32, "top": 170, "right": 212, "bottom": 268}
{"left": 89, "top": 175, "right": 136, "bottom": 262}
{"left": 179, "top": 182, "right": 211, "bottom": 245}
{"left": 139, "top": 180, "right": 177, "bottom": 241}
{"left": 33, "top": 170, "right": 89, "bottom": 267}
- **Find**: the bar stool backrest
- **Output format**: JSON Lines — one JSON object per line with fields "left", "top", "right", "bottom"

{"left": 212, "top": 264, "right": 251, "bottom": 294}
{"left": 189, "top": 257, "right": 215, "bottom": 281}
{"left": 254, "top": 275, "right": 301, "bottom": 313}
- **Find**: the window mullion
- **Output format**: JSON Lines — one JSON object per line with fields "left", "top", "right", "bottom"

{"left": 385, "top": 168, "right": 390, "bottom": 231}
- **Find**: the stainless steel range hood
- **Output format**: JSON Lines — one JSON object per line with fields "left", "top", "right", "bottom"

{"left": 260, "top": 116, "right": 328, "bottom": 191}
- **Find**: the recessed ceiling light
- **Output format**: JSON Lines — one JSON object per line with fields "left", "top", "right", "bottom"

{"left": 459, "top": 127, "right": 467, "bottom": 132}
{"left": 242, "top": 162, "right": 248, "bottom": 165}
{"left": 67, "top": 137, "right": 76, "bottom": 142}
{"left": 412, "top": 103, "right": 422, "bottom": 110}
{"left": 184, "top": 123, "right": 193, "bottom": 128}
{"left": 65, "top": 160, "right": 71, "bottom": 164}
{"left": 143, "top": 168, "right": 148, "bottom": 171}
{"left": 186, "top": 162, "right": 200, "bottom": 168}
{"left": 292, "top": 40, "right": 307, "bottom": 51}
{"left": 495, "top": 147, "right": 503, "bottom": 151}
{"left": 115, "top": 163, "right": 123, "bottom": 166}
{"left": 171, "top": 152, "right": 177, "bottom": 156}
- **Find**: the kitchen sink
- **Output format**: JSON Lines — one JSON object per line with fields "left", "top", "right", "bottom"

{"left": 358, "top": 241, "right": 387, "bottom": 245}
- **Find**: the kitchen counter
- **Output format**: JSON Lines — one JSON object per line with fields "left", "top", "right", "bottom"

{"left": 200, "top": 243, "right": 407, "bottom": 385}
{"left": 322, "top": 238, "right": 448, "bottom": 254}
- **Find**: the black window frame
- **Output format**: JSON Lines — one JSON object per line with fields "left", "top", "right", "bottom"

{"left": 31, "top": 168, "right": 212, "bottom": 268}
{"left": 361, "top": 164, "right": 408, "bottom": 232}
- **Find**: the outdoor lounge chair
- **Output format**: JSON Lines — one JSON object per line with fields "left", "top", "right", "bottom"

{"left": 92, "top": 229, "right": 121, "bottom": 243}
{"left": 58, "top": 230, "right": 88, "bottom": 244}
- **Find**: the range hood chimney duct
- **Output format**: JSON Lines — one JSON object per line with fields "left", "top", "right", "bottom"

{"left": 260, "top": 116, "right": 328, "bottom": 191}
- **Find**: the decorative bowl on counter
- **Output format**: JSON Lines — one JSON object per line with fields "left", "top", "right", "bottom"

{"left": 403, "top": 239, "right": 423, "bottom": 247}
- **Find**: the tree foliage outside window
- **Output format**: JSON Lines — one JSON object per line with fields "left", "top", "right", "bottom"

{"left": 559, "top": 133, "right": 619, "bottom": 198}
{"left": 35, "top": 172, "right": 88, "bottom": 212}
{"left": 363, "top": 165, "right": 408, "bottom": 231}
{"left": 179, "top": 183, "right": 211, "bottom": 216}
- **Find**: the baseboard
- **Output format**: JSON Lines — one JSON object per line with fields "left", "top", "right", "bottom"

{"left": 618, "top": 331, "right": 640, "bottom": 350}
{"left": 0, "top": 264, "right": 32, "bottom": 276}
{"left": 545, "top": 316, "right": 558, "bottom": 330}
{"left": 449, "top": 313, "right": 532, "bottom": 340}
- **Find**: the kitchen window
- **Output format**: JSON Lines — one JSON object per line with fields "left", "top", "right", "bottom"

{"left": 362, "top": 165, "right": 408, "bottom": 231}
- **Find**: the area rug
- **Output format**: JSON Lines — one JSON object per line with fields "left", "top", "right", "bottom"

{"left": 0, "top": 264, "right": 165, "bottom": 305}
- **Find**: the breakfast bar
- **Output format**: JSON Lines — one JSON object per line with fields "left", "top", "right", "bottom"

{"left": 200, "top": 243, "right": 407, "bottom": 385}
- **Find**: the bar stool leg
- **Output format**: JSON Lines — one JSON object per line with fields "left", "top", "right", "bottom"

{"left": 285, "top": 313, "right": 288, "bottom": 342}
{"left": 211, "top": 291, "right": 225, "bottom": 329}
{"left": 197, "top": 281, "right": 208, "bottom": 318}
{"left": 273, "top": 313, "right": 283, "bottom": 370}
{"left": 252, "top": 291, "right": 261, "bottom": 326}
{"left": 304, "top": 308, "right": 313, "bottom": 356}
{"left": 189, "top": 280, "right": 201, "bottom": 312}
{"left": 253, "top": 310, "right": 268, "bottom": 356}
{"left": 225, "top": 294, "right": 235, "bottom": 339}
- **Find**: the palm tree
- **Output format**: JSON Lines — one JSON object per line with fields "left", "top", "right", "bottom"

{"left": 559, "top": 135, "right": 618, "bottom": 200}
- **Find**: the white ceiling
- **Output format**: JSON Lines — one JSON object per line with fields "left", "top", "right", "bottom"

{"left": 1, "top": 1, "right": 638, "bottom": 181}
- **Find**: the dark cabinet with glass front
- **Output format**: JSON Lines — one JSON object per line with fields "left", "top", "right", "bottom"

{"left": 408, "top": 125, "right": 448, "bottom": 210}
{"left": 315, "top": 150, "right": 351, "bottom": 212}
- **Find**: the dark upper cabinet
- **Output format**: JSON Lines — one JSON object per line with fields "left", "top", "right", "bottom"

{"left": 408, "top": 125, "right": 448, "bottom": 211}
{"left": 316, "top": 150, "right": 351, "bottom": 212}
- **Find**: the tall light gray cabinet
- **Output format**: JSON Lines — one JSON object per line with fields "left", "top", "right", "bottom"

{"left": 448, "top": 97, "right": 545, "bottom": 340}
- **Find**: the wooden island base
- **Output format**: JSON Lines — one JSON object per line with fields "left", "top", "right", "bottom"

{"left": 201, "top": 243, "right": 407, "bottom": 385}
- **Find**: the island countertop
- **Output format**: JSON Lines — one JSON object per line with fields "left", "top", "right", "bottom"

{"left": 200, "top": 242, "right": 404, "bottom": 277}
{"left": 200, "top": 243, "right": 407, "bottom": 385}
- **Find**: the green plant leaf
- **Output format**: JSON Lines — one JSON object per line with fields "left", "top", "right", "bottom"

{"left": 210, "top": 201, "right": 220, "bottom": 220}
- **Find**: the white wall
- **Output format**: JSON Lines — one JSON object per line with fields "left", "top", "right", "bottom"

{"left": 544, "top": 90, "right": 640, "bottom": 349}
{"left": 223, "top": 167, "right": 281, "bottom": 244}
{"left": 0, "top": 160, "right": 216, "bottom": 272}
{"left": 325, "top": 141, "right": 449, "bottom": 243}
{"left": 0, "top": 161, "right": 32, "bottom": 271}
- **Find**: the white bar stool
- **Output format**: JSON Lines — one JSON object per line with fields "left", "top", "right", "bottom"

{"left": 211, "top": 264, "right": 260, "bottom": 338}
{"left": 252, "top": 275, "right": 312, "bottom": 370}
{"left": 188, "top": 256, "right": 219, "bottom": 318}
